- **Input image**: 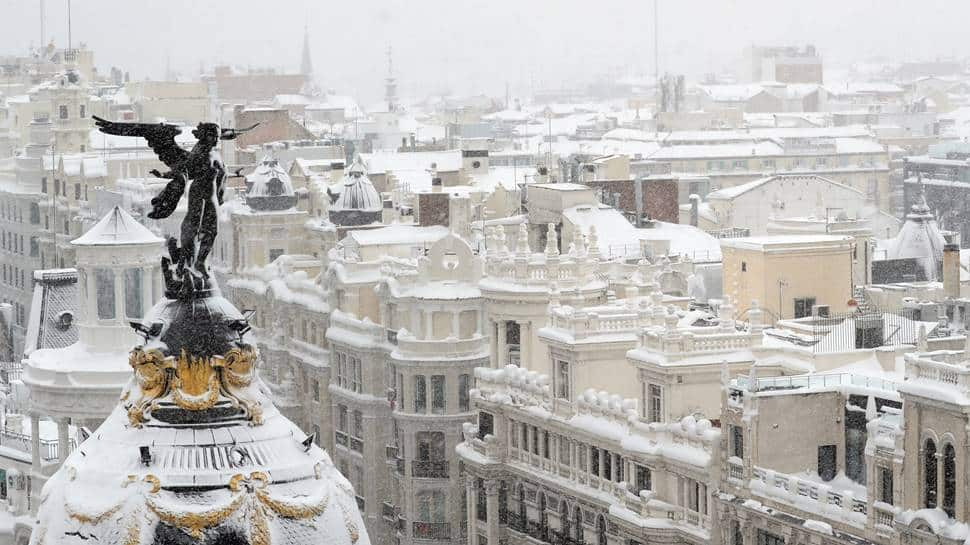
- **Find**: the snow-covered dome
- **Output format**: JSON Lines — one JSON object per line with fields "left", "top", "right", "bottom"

{"left": 883, "top": 184, "right": 946, "bottom": 280}
{"left": 71, "top": 206, "right": 163, "bottom": 247}
{"left": 30, "top": 288, "right": 370, "bottom": 545}
{"left": 245, "top": 157, "right": 298, "bottom": 211}
{"left": 331, "top": 157, "right": 381, "bottom": 213}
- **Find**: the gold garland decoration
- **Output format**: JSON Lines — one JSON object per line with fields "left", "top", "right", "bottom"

{"left": 147, "top": 492, "right": 246, "bottom": 539}
{"left": 256, "top": 487, "right": 330, "bottom": 519}
{"left": 129, "top": 348, "right": 172, "bottom": 397}
{"left": 338, "top": 500, "right": 361, "bottom": 544}
{"left": 65, "top": 499, "right": 123, "bottom": 525}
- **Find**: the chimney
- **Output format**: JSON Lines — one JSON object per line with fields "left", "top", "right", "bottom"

{"left": 689, "top": 194, "right": 700, "bottom": 227}
{"left": 944, "top": 242, "right": 960, "bottom": 299}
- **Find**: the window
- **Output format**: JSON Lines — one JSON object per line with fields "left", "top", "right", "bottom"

{"left": 635, "top": 465, "right": 651, "bottom": 494}
{"left": 590, "top": 447, "right": 600, "bottom": 477}
{"left": 29, "top": 204, "right": 39, "bottom": 225}
{"left": 352, "top": 410, "right": 363, "bottom": 442}
{"left": 59, "top": 105, "right": 68, "bottom": 119}
{"left": 762, "top": 159, "right": 776, "bottom": 170}
{"left": 741, "top": 261, "right": 747, "bottom": 272}
{"left": 542, "top": 431, "right": 550, "bottom": 459}
{"left": 879, "top": 466, "right": 894, "bottom": 505}
{"left": 312, "top": 424, "right": 320, "bottom": 445}
{"left": 416, "top": 431, "right": 445, "bottom": 461}
{"left": 351, "top": 356, "right": 361, "bottom": 393}
{"left": 924, "top": 438, "right": 938, "bottom": 508}
{"left": 41, "top": 178, "right": 47, "bottom": 194}
{"left": 732, "top": 160, "right": 747, "bottom": 170}
{"left": 312, "top": 379, "right": 320, "bottom": 402}
{"left": 559, "top": 436, "right": 570, "bottom": 464}
{"left": 793, "top": 297, "right": 816, "bottom": 319}
{"left": 477, "top": 412, "right": 494, "bottom": 440}
{"left": 603, "top": 449, "right": 612, "bottom": 479}
{"left": 337, "top": 405, "right": 348, "bottom": 432}
{"left": 557, "top": 360, "right": 570, "bottom": 400}
{"left": 431, "top": 375, "right": 445, "bottom": 413}
{"left": 818, "top": 445, "right": 837, "bottom": 482}
{"left": 510, "top": 421, "right": 519, "bottom": 448}
{"left": 414, "top": 375, "right": 427, "bottom": 412}
{"left": 944, "top": 443, "right": 956, "bottom": 517}
{"left": 74, "top": 183, "right": 80, "bottom": 200}
{"left": 531, "top": 426, "right": 540, "bottom": 455}
{"left": 647, "top": 384, "right": 663, "bottom": 423}
{"left": 95, "top": 268, "right": 116, "bottom": 319}
{"left": 757, "top": 529, "right": 784, "bottom": 545}
{"left": 458, "top": 374, "right": 471, "bottom": 411}
{"left": 79, "top": 104, "right": 85, "bottom": 118}
{"left": 125, "top": 268, "right": 143, "bottom": 319}
{"left": 269, "top": 248, "right": 285, "bottom": 262}
{"left": 730, "top": 425, "right": 744, "bottom": 458}
{"left": 416, "top": 491, "right": 446, "bottom": 522}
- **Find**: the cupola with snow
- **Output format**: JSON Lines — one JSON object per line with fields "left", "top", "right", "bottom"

{"left": 328, "top": 156, "right": 382, "bottom": 226}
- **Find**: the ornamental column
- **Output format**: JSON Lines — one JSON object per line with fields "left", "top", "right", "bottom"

{"left": 465, "top": 476, "right": 479, "bottom": 545}
{"left": 485, "top": 480, "right": 501, "bottom": 545}
{"left": 57, "top": 418, "right": 69, "bottom": 463}
{"left": 496, "top": 320, "right": 506, "bottom": 367}
{"left": 30, "top": 414, "right": 40, "bottom": 471}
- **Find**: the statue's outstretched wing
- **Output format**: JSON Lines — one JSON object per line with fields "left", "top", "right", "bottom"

{"left": 92, "top": 116, "right": 187, "bottom": 169}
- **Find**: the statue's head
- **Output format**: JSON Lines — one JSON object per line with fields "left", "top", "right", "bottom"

{"left": 193, "top": 122, "right": 220, "bottom": 145}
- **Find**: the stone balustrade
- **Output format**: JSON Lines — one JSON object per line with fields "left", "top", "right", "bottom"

{"left": 904, "top": 350, "right": 970, "bottom": 395}
{"left": 749, "top": 466, "right": 868, "bottom": 527}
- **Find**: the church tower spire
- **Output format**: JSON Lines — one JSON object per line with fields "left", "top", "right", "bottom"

{"left": 300, "top": 24, "right": 313, "bottom": 77}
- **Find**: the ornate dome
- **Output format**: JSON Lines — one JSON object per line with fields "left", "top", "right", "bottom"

{"left": 330, "top": 157, "right": 381, "bottom": 213}
{"left": 884, "top": 182, "right": 945, "bottom": 279}
{"left": 29, "top": 291, "right": 370, "bottom": 545}
{"left": 246, "top": 158, "right": 298, "bottom": 211}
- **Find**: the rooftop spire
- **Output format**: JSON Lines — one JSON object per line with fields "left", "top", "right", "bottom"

{"left": 300, "top": 24, "right": 313, "bottom": 77}
{"left": 385, "top": 44, "right": 398, "bottom": 112}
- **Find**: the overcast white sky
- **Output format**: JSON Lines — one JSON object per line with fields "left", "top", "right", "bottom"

{"left": 2, "top": 0, "right": 966, "bottom": 101}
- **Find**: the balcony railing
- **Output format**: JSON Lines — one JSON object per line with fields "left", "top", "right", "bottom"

{"left": 350, "top": 437, "right": 364, "bottom": 453}
{"left": 412, "top": 460, "right": 450, "bottom": 479}
{"left": 0, "top": 429, "right": 75, "bottom": 462}
{"left": 412, "top": 522, "right": 451, "bottom": 540}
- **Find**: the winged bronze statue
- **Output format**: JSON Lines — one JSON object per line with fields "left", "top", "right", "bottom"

{"left": 92, "top": 116, "right": 257, "bottom": 297}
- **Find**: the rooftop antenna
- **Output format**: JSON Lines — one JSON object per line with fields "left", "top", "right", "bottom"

{"left": 654, "top": 0, "right": 659, "bottom": 135}
{"left": 67, "top": 0, "right": 72, "bottom": 52}
{"left": 39, "top": 0, "right": 46, "bottom": 51}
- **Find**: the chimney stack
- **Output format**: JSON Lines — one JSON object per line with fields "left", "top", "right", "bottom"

{"left": 944, "top": 242, "right": 961, "bottom": 299}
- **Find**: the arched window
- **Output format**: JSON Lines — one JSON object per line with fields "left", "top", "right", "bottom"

{"left": 944, "top": 443, "right": 956, "bottom": 517}
{"left": 574, "top": 506, "right": 584, "bottom": 542}
{"left": 924, "top": 438, "right": 938, "bottom": 508}
{"left": 596, "top": 514, "right": 607, "bottom": 545}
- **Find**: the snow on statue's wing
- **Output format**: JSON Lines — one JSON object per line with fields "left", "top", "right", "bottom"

{"left": 92, "top": 116, "right": 187, "bottom": 169}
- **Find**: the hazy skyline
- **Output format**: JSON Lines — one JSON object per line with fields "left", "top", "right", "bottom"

{"left": 3, "top": 0, "right": 968, "bottom": 102}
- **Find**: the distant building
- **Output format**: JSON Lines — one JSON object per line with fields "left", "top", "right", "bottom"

{"left": 742, "top": 45, "right": 824, "bottom": 84}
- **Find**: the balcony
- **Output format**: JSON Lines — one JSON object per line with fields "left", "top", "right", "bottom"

{"left": 412, "top": 522, "right": 451, "bottom": 540}
{"left": 386, "top": 444, "right": 399, "bottom": 459}
{"left": 412, "top": 460, "right": 450, "bottom": 479}
{"left": 0, "top": 429, "right": 75, "bottom": 462}
{"left": 350, "top": 436, "right": 364, "bottom": 453}
{"left": 727, "top": 457, "right": 744, "bottom": 480}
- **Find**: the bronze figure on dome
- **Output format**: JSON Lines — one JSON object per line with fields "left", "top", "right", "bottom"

{"left": 93, "top": 116, "right": 256, "bottom": 297}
